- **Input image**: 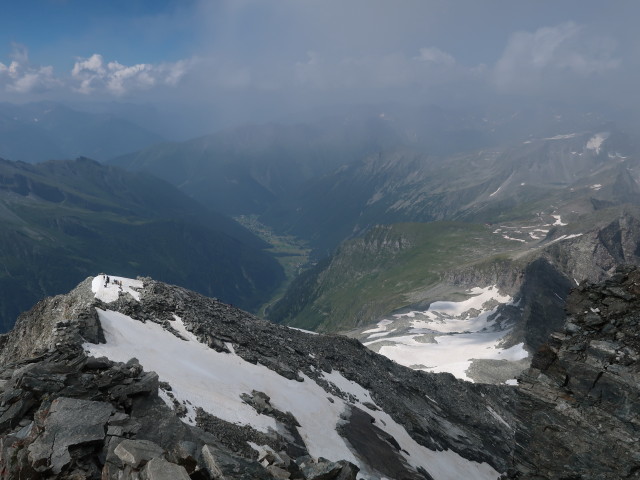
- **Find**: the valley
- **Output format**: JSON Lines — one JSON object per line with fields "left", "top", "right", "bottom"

{"left": 0, "top": 157, "right": 284, "bottom": 333}
{"left": 3, "top": 105, "right": 640, "bottom": 387}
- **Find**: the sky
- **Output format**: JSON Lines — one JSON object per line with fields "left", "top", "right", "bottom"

{"left": 1, "top": 0, "right": 639, "bottom": 136}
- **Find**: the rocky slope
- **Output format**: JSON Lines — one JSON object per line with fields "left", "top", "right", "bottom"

{"left": 511, "top": 264, "right": 640, "bottom": 479}
{"left": 2, "top": 269, "right": 640, "bottom": 478}
{"left": 261, "top": 126, "right": 637, "bottom": 254}
{"left": 270, "top": 205, "right": 640, "bottom": 384}
{"left": 0, "top": 275, "right": 514, "bottom": 479}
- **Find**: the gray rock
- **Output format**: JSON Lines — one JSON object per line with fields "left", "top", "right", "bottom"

{"left": 200, "top": 444, "right": 225, "bottom": 478}
{"left": 511, "top": 267, "right": 640, "bottom": 478}
{"left": 584, "top": 312, "right": 605, "bottom": 327}
{"left": 0, "top": 395, "right": 34, "bottom": 433}
{"left": 266, "top": 464, "right": 291, "bottom": 479}
{"left": 170, "top": 440, "right": 199, "bottom": 473}
{"left": 333, "top": 460, "right": 359, "bottom": 480}
{"left": 28, "top": 396, "right": 114, "bottom": 473}
{"left": 115, "top": 439, "right": 165, "bottom": 467}
{"left": 257, "top": 444, "right": 284, "bottom": 467}
{"left": 141, "top": 457, "right": 190, "bottom": 480}
{"left": 110, "top": 371, "right": 159, "bottom": 402}
{"left": 200, "top": 443, "right": 273, "bottom": 479}
{"left": 301, "top": 458, "right": 341, "bottom": 480}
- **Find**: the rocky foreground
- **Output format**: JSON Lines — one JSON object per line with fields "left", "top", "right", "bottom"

{"left": 0, "top": 268, "right": 639, "bottom": 479}
{"left": 510, "top": 265, "right": 640, "bottom": 479}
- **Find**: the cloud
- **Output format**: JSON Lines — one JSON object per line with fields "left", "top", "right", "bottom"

{"left": 292, "top": 47, "right": 463, "bottom": 92}
{"left": 71, "top": 53, "right": 106, "bottom": 94}
{"left": 0, "top": 44, "right": 60, "bottom": 94}
{"left": 70, "top": 54, "right": 193, "bottom": 96}
{"left": 415, "top": 47, "right": 456, "bottom": 67}
{"left": 493, "top": 22, "right": 620, "bottom": 93}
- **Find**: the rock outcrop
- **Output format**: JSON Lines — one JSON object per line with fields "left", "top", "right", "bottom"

{"left": 510, "top": 265, "right": 640, "bottom": 479}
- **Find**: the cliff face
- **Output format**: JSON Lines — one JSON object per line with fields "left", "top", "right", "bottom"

{"left": 0, "top": 278, "right": 101, "bottom": 366}
{"left": 511, "top": 265, "right": 640, "bottom": 479}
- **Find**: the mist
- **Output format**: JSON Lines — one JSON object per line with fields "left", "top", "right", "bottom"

{"left": 1, "top": 0, "right": 639, "bottom": 138}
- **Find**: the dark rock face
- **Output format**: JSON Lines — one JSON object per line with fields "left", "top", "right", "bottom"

{"left": 0, "top": 343, "right": 359, "bottom": 479}
{"left": 27, "top": 397, "right": 114, "bottom": 474}
{"left": 509, "top": 265, "right": 640, "bottom": 479}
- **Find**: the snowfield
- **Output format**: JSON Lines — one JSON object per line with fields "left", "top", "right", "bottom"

{"left": 85, "top": 275, "right": 500, "bottom": 480}
{"left": 91, "top": 275, "right": 143, "bottom": 302}
{"left": 363, "top": 286, "right": 527, "bottom": 381}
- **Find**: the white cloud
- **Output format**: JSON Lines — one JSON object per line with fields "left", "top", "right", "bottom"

{"left": 0, "top": 46, "right": 193, "bottom": 99}
{"left": 70, "top": 54, "right": 193, "bottom": 96}
{"left": 415, "top": 47, "right": 455, "bottom": 67}
{"left": 8, "top": 66, "right": 57, "bottom": 93}
{"left": 161, "top": 58, "right": 193, "bottom": 86}
{"left": 493, "top": 22, "right": 620, "bottom": 93}
{"left": 0, "top": 45, "right": 59, "bottom": 94}
{"left": 71, "top": 53, "right": 106, "bottom": 94}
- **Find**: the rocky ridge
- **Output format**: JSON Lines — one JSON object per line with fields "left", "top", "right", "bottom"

{"left": 0, "top": 275, "right": 514, "bottom": 479}
{"left": 510, "top": 264, "right": 640, "bottom": 479}
{"left": 3, "top": 268, "right": 640, "bottom": 479}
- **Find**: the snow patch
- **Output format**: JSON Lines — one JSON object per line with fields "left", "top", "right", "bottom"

{"left": 362, "top": 319, "right": 393, "bottom": 334}
{"left": 551, "top": 215, "right": 567, "bottom": 226}
{"left": 321, "top": 371, "right": 500, "bottom": 479}
{"left": 489, "top": 185, "right": 502, "bottom": 197}
{"left": 367, "top": 329, "right": 396, "bottom": 339}
{"left": 84, "top": 309, "right": 499, "bottom": 479}
{"left": 547, "top": 233, "right": 583, "bottom": 245}
{"left": 545, "top": 133, "right": 577, "bottom": 140}
{"left": 398, "top": 286, "right": 511, "bottom": 328}
{"left": 363, "top": 287, "right": 527, "bottom": 381}
{"left": 91, "top": 275, "right": 143, "bottom": 303}
{"left": 378, "top": 334, "right": 527, "bottom": 381}
{"left": 287, "top": 326, "right": 319, "bottom": 335}
{"left": 502, "top": 235, "right": 526, "bottom": 243}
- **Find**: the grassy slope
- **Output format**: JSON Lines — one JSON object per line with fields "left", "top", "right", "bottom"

{"left": 269, "top": 222, "right": 519, "bottom": 332}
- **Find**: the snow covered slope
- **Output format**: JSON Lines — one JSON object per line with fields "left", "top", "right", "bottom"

{"left": 355, "top": 286, "right": 528, "bottom": 382}
{"left": 81, "top": 275, "right": 512, "bottom": 479}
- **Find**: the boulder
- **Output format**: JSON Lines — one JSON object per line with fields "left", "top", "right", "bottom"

{"left": 27, "top": 397, "right": 114, "bottom": 473}
{"left": 142, "top": 457, "right": 191, "bottom": 480}
{"left": 114, "top": 439, "right": 165, "bottom": 468}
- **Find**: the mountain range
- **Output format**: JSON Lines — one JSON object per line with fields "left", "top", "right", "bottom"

{"left": 0, "top": 156, "right": 283, "bottom": 333}
{"left": 101, "top": 105, "right": 640, "bottom": 384}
